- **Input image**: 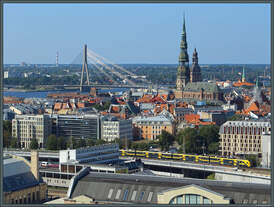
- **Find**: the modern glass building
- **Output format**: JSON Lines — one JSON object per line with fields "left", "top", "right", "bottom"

{"left": 52, "top": 114, "right": 100, "bottom": 140}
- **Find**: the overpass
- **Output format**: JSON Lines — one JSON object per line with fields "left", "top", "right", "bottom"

{"left": 4, "top": 150, "right": 270, "bottom": 184}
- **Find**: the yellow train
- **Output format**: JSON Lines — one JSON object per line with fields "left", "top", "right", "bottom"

{"left": 120, "top": 149, "right": 251, "bottom": 168}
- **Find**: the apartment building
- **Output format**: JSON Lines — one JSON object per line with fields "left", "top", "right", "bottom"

{"left": 132, "top": 115, "right": 174, "bottom": 140}
{"left": 219, "top": 120, "right": 271, "bottom": 156}
{"left": 12, "top": 114, "right": 52, "bottom": 149}
{"left": 101, "top": 116, "right": 133, "bottom": 142}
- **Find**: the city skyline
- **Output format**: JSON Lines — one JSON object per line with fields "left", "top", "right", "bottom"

{"left": 4, "top": 3, "right": 270, "bottom": 64}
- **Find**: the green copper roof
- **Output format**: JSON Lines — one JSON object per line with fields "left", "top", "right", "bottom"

{"left": 242, "top": 67, "right": 245, "bottom": 79}
{"left": 183, "top": 82, "right": 221, "bottom": 93}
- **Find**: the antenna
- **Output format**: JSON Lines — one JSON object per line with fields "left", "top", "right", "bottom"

{"left": 56, "top": 51, "right": 59, "bottom": 66}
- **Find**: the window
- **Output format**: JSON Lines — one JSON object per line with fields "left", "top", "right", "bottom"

{"left": 139, "top": 192, "right": 145, "bottom": 201}
{"left": 131, "top": 191, "right": 137, "bottom": 201}
{"left": 203, "top": 197, "right": 211, "bottom": 204}
{"left": 147, "top": 192, "right": 153, "bottom": 202}
{"left": 123, "top": 189, "right": 129, "bottom": 200}
{"left": 107, "top": 189, "right": 113, "bottom": 199}
{"left": 115, "top": 189, "right": 121, "bottom": 200}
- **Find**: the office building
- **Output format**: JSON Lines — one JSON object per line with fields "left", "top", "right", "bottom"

{"left": 101, "top": 116, "right": 133, "bottom": 142}
{"left": 52, "top": 114, "right": 100, "bottom": 140}
{"left": 12, "top": 114, "right": 52, "bottom": 149}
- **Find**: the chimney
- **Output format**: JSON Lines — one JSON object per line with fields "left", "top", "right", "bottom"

{"left": 31, "top": 150, "right": 39, "bottom": 180}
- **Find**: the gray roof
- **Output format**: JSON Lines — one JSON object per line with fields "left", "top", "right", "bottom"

{"left": 184, "top": 82, "right": 221, "bottom": 93}
{"left": 4, "top": 158, "right": 30, "bottom": 178}
{"left": 71, "top": 172, "right": 270, "bottom": 204}
{"left": 3, "top": 158, "right": 39, "bottom": 192}
{"left": 3, "top": 172, "right": 39, "bottom": 192}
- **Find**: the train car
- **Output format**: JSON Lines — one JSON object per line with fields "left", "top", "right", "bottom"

{"left": 148, "top": 151, "right": 161, "bottom": 159}
{"left": 184, "top": 154, "right": 198, "bottom": 162}
{"left": 119, "top": 150, "right": 251, "bottom": 168}
{"left": 209, "top": 156, "right": 221, "bottom": 165}
{"left": 198, "top": 156, "right": 210, "bottom": 164}
{"left": 172, "top": 153, "right": 183, "bottom": 160}
{"left": 238, "top": 160, "right": 251, "bottom": 168}
{"left": 161, "top": 152, "right": 173, "bottom": 160}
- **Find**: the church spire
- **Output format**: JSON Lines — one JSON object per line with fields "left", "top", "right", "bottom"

{"left": 192, "top": 48, "right": 198, "bottom": 64}
{"left": 179, "top": 15, "right": 189, "bottom": 64}
{"left": 256, "top": 76, "right": 259, "bottom": 88}
{"left": 242, "top": 67, "right": 246, "bottom": 82}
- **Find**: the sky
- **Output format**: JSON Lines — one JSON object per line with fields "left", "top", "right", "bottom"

{"left": 4, "top": 3, "right": 271, "bottom": 64}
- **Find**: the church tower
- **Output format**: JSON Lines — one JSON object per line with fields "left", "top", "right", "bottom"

{"left": 190, "top": 48, "right": 202, "bottom": 82}
{"left": 176, "top": 16, "right": 190, "bottom": 91}
{"left": 241, "top": 67, "right": 246, "bottom": 82}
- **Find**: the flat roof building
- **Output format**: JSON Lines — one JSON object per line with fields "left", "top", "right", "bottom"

{"left": 219, "top": 120, "right": 271, "bottom": 156}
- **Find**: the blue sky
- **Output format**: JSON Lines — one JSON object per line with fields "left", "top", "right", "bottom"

{"left": 4, "top": 3, "right": 270, "bottom": 64}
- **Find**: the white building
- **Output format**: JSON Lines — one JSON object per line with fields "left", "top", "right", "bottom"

{"left": 101, "top": 116, "right": 133, "bottom": 142}
{"left": 59, "top": 143, "right": 119, "bottom": 164}
{"left": 261, "top": 132, "right": 271, "bottom": 168}
{"left": 4, "top": 71, "right": 9, "bottom": 79}
{"left": 12, "top": 114, "right": 52, "bottom": 149}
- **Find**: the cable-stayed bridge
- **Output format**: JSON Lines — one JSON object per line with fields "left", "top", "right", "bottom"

{"left": 71, "top": 44, "right": 151, "bottom": 92}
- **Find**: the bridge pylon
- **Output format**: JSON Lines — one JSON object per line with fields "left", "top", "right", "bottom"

{"left": 80, "top": 44, "right": 90, "bottom": 92}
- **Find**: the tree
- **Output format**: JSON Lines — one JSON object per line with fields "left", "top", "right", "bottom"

{"left": 207, "top": 142, "right": 219, "bottom": 154}
{"left": 227, "top": 114, "right": 244, "bottom": 121}
{"left": 86, "top": 138, "right": 95, "bottom": 147}
{"left": 66, "top": 136, "right": 77, "bottom": 149}
{"left": 158, "top": 130, "right": 175, "bottom": 152}
{"left": 3, "top": 130, "right": 12, "bottom": 148}
{"left": 95, "top": 139, "right": 107, "bottom": 146}
{"left": 199, "top": 125, "right": 219, "bottom": 146}
{"left": 75, "top": 139, "right": 87, "bottom": 148}
{"left": 177, "top": 128, "right": 198, "bottom": 154}
{"left": 245, "top": 155, "right": 259, "bottom": 167}
{"left": 46, "top": 134, "right": 58, "bottom": 150}
{"left": 30, "top": 138, "right": 39, "bottom": 149}
{"left": 199, "top": 125, "right": 220, "bottom": 154}
{"left": 57, "top": 136, "right": 67, "bottom": 150}
{"left": 3, "top": 121, "right": 12, "bottom": 148}
{"left": 10, "top": 137, "right": 18, "bottom": 148}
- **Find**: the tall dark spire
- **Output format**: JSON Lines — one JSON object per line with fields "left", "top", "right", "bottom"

{"left": 192, "top": 48, "right": 198, "bottom": 64}
{"left": 190, "top": 48, "right": 202, "bottom": 82}
{"left": 179, "top": 15, "right": 189, "bottom": 64}
{"left": 176, "top": 14, "right": 190, "bottom": 91}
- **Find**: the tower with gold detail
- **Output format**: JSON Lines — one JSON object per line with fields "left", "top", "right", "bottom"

{"left": 175, "top": 16, "right": 190, "bottom": 98}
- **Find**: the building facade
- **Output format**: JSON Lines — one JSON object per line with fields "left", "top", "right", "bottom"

{"left": 59, "top": 143, "right": 119, "bottom": 164}
{"left": 51, "top": 114, "right": 100, "bottom": 140}
{"left": 101, "top": 116, "right": 133, "bottom": 142}
{"left": 219, "top": 121, "right": 271, "bottom": 156}
{"left": 12, "top": 114, "right": 52, "bottom": 149}
{"left": 132, "top": 116, "right": 174, "bottom": 140}
{"left": 261, "top": 132, "right": 271, "bottom": 168}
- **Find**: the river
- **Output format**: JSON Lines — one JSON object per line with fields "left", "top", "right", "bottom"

{"left": 3, "top": 88, "right": 128, "bottom": 99}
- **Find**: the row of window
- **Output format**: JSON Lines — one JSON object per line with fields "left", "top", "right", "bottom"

{"left": 108, "top": 188, "right": 153, "bottom": 202}
{"left": 10, "top": 191, "right": 40, "bottom": 204}
{"left": 169, "top": 194, "right": 212, "bottom": 204}
{"left": 222, "top": 143, "right": 261, "bottom": 148}
{"left": 222, "top": 147, "right": 260, "bottom": 152}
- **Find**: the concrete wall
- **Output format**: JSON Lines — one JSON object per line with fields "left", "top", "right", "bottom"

{"left": 215, "top": 173, "right": 270, "bottom": 184}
